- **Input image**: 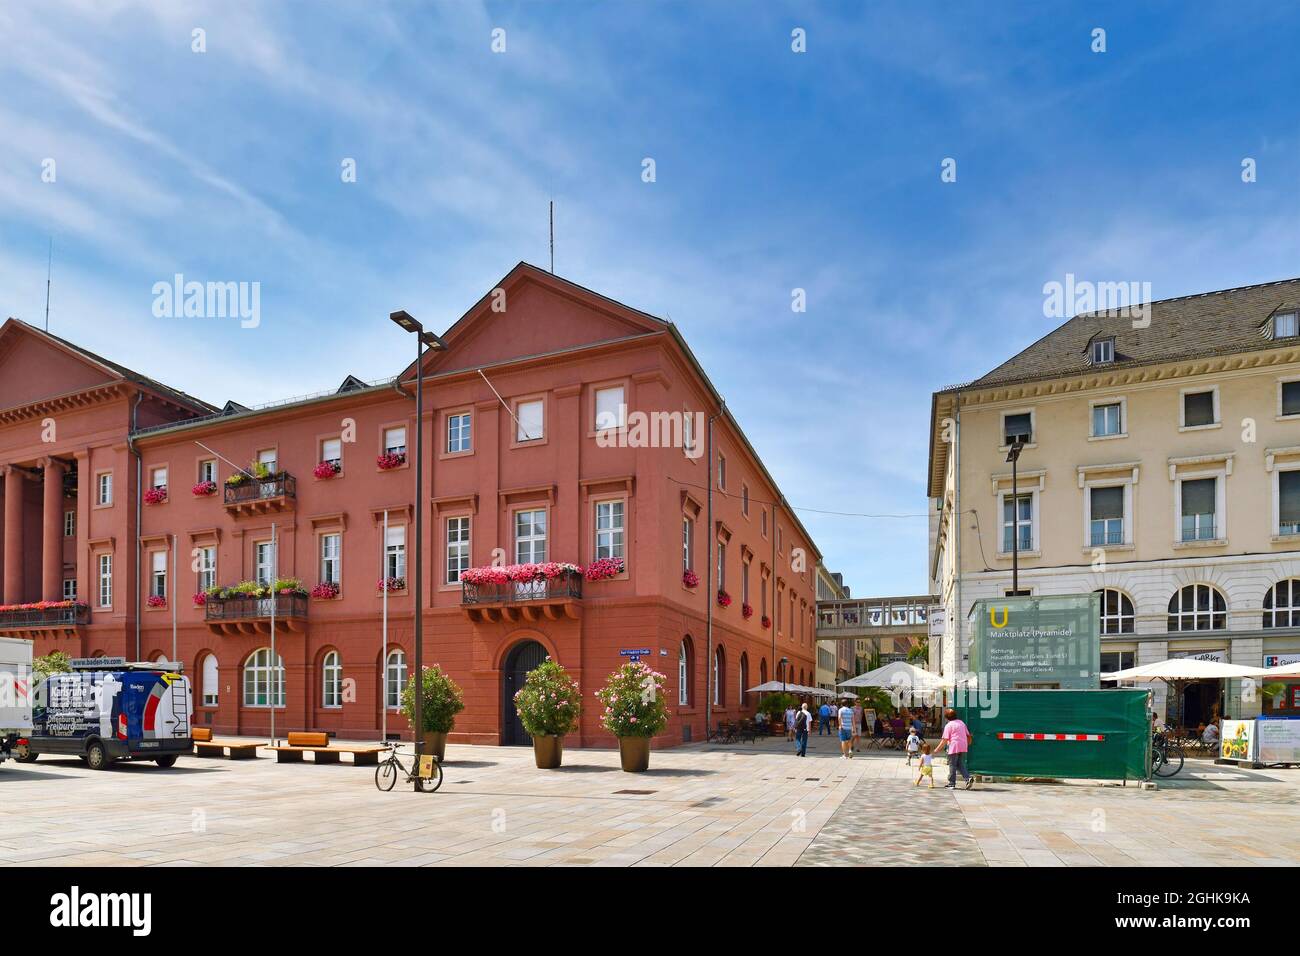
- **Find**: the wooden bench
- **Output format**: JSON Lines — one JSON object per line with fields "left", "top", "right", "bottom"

{"left": 267, "top": 731, "right": 385, "bottom": 766}
{"left": 192, "top": 727, "right": 262, "bottom": 760}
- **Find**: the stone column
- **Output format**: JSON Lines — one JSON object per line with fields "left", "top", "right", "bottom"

{"left": 41, "top": 458, "right": 66, "bottom": 601}
{"left": 3, "top": 466, "right": 24, "bottom": 604}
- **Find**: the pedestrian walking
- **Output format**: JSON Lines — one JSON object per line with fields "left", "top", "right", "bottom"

{"left": 785, "top": 705, "right": 797, "bottom": 741}
{"left": 904, "top": 727, "right": 922, "bottom": 765}
{"left": 794, "top": 702, "right": 811, "bottom": 757}
{"left": 837, "top": 699, "right": 855, "bottom": 759}
{"left": 851, "top": 700, "right": 864, "bottom": 752}
{"left": 818, "top": 701, "right": 832, "bottom": 735}
{"left": 913, "top": 743, "right": 935, "bottom": 788}
{"left": 934, "top": 707, "right": 973, "bottom": 789}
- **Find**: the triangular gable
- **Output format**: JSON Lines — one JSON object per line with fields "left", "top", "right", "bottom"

{"left": 0, "top": 318, "right": 121, "bottom": 409}
{"left": 336, "top": 374, "right": 368, "bottom": 394}
{"left": 399, "top": 263, "right": 666, "bottom": 381}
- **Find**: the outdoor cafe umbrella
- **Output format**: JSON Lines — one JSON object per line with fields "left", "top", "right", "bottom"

{"left": 1101, "top": 657, "right": 1267, "bottom": 727}
{"left": 839, "top": 661, "right": 952, "bottom": 695}
{"left": 1253, "top": 659, "right": 1300, "bottom": 679}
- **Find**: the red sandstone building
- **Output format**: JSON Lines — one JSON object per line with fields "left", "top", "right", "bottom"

{"left": 0, "top": 264, "right": 820, "bottom": 747}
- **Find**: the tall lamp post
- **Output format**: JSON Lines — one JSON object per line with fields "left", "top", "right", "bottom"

{"left": 389, "top": 310, "right": 446, "bottom": 789}
{"left": 1006, "top": 440, "right": 1025, "bottom": 595}
{"left": 779, "top": 656, "right": 789, "bottom": 694}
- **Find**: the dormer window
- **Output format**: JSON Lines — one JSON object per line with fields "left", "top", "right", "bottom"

{"left": 1091, "top": 337, "right": 1115, "bottom": 365}
{"left": 1274, "top": 312, "right": 1299, "bottom": 340}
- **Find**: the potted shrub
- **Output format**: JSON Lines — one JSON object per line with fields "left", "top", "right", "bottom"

{"left": 596, "top": 660, "right": 669, "bottom": 772}
{"left": 513, "top": 658, "right": 582, "bottom": 768}
{"left": 400, "top": 664, "right": 464, "bottom": 761}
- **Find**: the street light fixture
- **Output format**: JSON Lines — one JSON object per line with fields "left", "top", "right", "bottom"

{"left": 388, "top": 310, "right": 446, "bottom": 790}
{"left": 1005, "top": 440, "right": 1026, "bottom": 595}
{"left": 779, "top": 656, "right": 789, "bottom": 694}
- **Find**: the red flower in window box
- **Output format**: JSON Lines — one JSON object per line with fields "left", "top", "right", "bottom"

{"left": 143, "top": 487, "right": 168, "bottom": 505}
{"left": 716, "top": 589, "right": 732, "bottom": 608}
{"left": 191, "top": 480, "right": 217, "bottom": 497}
{"left": 146, "top": 595, "right": 167, "bottom": 609}
{"left": 682, "top": 569, "right": 699, "bottom": 588}
{"left": 377, "top": 576, "right": 407, "bottom": 593}
{"left": 313, "top": 461, "right": 341, "bottom": 480}
{"left": 191, "top": 592, "right": 207, "bottom": 607}
{"left": 584, "top": 557, "right": 624, "bottom": 581}
{"left": 311, "top": 582, "right": 340, "bottom": 599}
{"left": 761, "top": 615, "right": 771, "bottom": 629}
{"left": 377, "top": 452, "right": 406, "bottom": 470}
{"left": 742, "top": 602, "right": 754, "bottom": 619}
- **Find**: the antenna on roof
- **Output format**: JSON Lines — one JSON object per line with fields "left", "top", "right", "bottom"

{"left": 44, "top": 237, "right": 52, "bottom": 331}
{"left": 549, "top": 200, "right": 554, "bottom": 274}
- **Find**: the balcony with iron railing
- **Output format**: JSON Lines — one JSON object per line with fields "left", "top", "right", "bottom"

{"left": 461, "top": 570, "right": 583, "bottom": 624}
{"left": 223, "top": 471, "right": 297, "bottom": 516}
{"left": 205, "top": 593, "right": 308, "bottom": 635}
{"left": 0, "top": 601, "right": 90, "bottom": 641}
{"left": 1179, "top": 513, "right": 1218, "bottom": 543}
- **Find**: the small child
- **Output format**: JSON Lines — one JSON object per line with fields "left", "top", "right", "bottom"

{"left": 905, "top": 727, "right": 922, "bottom": 765}
{"left": 914, "top": 743, "right": 935, "bottom": 789}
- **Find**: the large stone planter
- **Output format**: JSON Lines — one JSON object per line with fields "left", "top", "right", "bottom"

{"left": 618, "top": 736, "right": 651, "bottom": 773}
{"left": 533, "top": 735, "right": 564, "bottom": 769}
{"left": 422, "top": 731, "right": 448, "bottom": 762}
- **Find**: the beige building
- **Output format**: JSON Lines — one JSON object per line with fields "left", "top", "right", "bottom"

{"left": 814, "top": 564, "right": 849, "bottom": 688}
{"left": 928, "top": 278, "right": 1300, "bottom": 726}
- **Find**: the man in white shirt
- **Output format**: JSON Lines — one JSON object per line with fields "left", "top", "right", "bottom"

{"left": 837, "top": 700, "right": 855, "bottom": 759}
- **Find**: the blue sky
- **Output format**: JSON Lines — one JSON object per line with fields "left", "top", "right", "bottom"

{"left": 1, "top": 1, "right": 1298, "bottom": 596}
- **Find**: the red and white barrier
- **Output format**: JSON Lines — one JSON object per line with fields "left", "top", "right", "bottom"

{"left": 996, "top": 732, "right": 1105, "bottom": 741}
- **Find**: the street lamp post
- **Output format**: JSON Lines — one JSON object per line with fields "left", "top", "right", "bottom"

{"left": 389, "top": 311, "right": 445, "bottom": 790}
{"left": 779, "top": 656, "right": 789, "bottom": 694}
{"left": 1006, "top": 440, "right": 1025, "bottom": 595}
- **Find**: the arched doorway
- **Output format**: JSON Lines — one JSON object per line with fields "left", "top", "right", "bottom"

{"left": 501, "top": 640, "right": 548, "bottom": 745}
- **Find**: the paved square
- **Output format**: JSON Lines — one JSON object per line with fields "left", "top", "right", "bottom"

{"left": 2, "top": 732, "right": 1297, "bottom": 866}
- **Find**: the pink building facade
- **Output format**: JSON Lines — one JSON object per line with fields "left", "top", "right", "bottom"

{"left": 0, "top": 264, "right": 821, "bottom": 747}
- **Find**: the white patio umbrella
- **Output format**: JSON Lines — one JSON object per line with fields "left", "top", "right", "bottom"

{"left": 1251, "top": 660, "right": 1300, "bottom": 679}
{"left": 1100, "top": 658, "right": 1265, "bottom": 681}
{"left": 839, "top": 660, "right": 953, "bottom": 693}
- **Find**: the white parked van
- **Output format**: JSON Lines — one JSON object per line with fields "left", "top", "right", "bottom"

{"left": 0, "top": 636, "right": 34, "bottom": 765}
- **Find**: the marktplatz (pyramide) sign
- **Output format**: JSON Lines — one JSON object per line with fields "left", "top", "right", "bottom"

{"left": 969, "top": 593, "right": 1100, "bottom": 690}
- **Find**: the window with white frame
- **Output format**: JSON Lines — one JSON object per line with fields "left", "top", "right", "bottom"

{"left": 198, "top": 459, "right": 216, "bottom": 484}
{"left": 445, "top": 516, "right": 470, "bottom": 584}
{"left": 243, "top": 648, "right": 285, "bottom": 707}
{"left": 62, "top": 578, "right": 76, "bottom": 601}
{"left": 515, "top": 399, "right": 543, "bottom": 442}
{"left": 97, "top": 472, "right": 112, "bottom": 505}
{"left": 1274, "top": 311, "right": 1299, "bottom": 340}
{"left": 684, "top": 413, "right": 696, "bottom": 456}
{"left": 595, "top": 501, "right": 624, "bottom": 561}
{"left": 322, "top": 651, "right": 342, "bottom": 708}
{"left": 385, "top": 525, "right": 407, "bottom": 580}
{"left": 255, "top": 541, "right": 275, "bottom": 586}
{"left": 1280, "top": 470, "right": 1300, "bottom": 536}
{"left": 1095, "top": 588, "right": 1135, "bottom": 634}
{"left": 1089, "top": 486, "right": 1125, "bottom": 546}
{"left": 97, "top": 553, "right": 112, "bottom": 607}
{"left": 447, "top": 413, "right": 471, "bottom": 453}
{"left": 594, "top": 386, "right": 625, "bottom": 431}
{"left": 682, "top": 517, "right": 694, "bottom": 571}
{"left": 514, "top": 510, "right": 546, "bottom": 563}
{"left": 257, "top": 448, "right": 278, "bottom": 473}
{"left": 1283, "top": 381, "right": 1300, "bottom": 417}
{"left": 385, "top": 650, "right": 406, "bottom": 709}
{"left": 320, "top": 533, "right": 340, "bottom": 585}
{"left": 1003, "top": 411, "right": 1033, "bottom": 446}
{"left": 198, "top": 545, "right": 216, "bottom": 593}
{"left": 1092, "top": 402, "right": 1122, "bottom": 437}
{"left": 201, "top": 653, "right": 219, "bottom": 707}
{"left": 1263, "top": 579, "right": 1300, "bottom": 628}
{"left": 383, "top": 426, "right": 407, "bottom": 457}
{"left": 321, "top": 438, "right": 342, "bottom": 468}
{"left": 742, "top": 484, "right": 749, "bottom": 516}
{"left": 712, "top": 647, "right": 722, "bottom": 706}
{"left": 1179, "top": 477, "right": 1217, "bottom": 541}
{"left": 718, "top": 453, "right": 727, "bottom": 490}
{"left": 1182, "top": 389, "right": 1217, "bottom": 428}
{"left": 678, "top": 641, "right": 690, "bottom": 706}
{"left": 742, "top": 561, "right": 750, "bottom": 607}
{"left": 63, "top": 510, "right": 74, "bottom": 537}
{"left": 1001, "top": 493, "right": 1033, "bottom": 552}
{"left": 1167, "top": 583, "right": 1226, "bottom": 631}
{"left": 150, "top": 466, "right": 167, "bottom": 491}
{"left": 1091, "top": 337, "right": 1115, "bottom": 364}
{"left": 717, "top": 541, "right": 726, "bottom": 591}
{"left": 149, "top": 550, "right": 166, "bottom": 600}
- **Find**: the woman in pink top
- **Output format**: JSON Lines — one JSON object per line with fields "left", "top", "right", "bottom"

{"left": 934, "top": 708, "right": 973, "bottom": 790}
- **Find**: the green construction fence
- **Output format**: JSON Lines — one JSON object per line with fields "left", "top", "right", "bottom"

{"left": 957, "top": 689, "right": 1151, "bottom": 782}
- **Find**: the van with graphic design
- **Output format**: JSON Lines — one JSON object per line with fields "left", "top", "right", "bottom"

{"left": 0, "top": 636, "right": 34, "bottom": 765}
{"left": 12, "top": 660, "right": 192, "bottom": 770}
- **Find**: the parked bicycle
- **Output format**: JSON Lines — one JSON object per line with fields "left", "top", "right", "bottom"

{"left": 374, "top": 742, "right": 443, "bottom": 793}
{"left": 1151, "top": 731, "right": 1185, "bottom": 778}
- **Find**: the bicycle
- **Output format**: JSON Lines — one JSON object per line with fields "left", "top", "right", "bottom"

{"left": 374, "top": 742, "right": 443, "bottom": 793}
{"left": 1151, "top": 731, "right": 1184, "bottom": 778}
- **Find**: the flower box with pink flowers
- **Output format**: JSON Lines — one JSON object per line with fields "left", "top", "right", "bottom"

{"left": 376, "top": 452, "right": 406, "bottom": 470}
{"left": 313, "top": 461, "right": 341, "bottom": 480}
{"left": 192, "top": 480, "right": 217, "bottom": 497}
{"left": 143, "top": 487, "right": 168, "bottom": 505}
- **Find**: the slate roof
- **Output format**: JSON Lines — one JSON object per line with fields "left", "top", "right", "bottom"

{"left": 960, "top": 277, "right": 1300, "bottom": 390}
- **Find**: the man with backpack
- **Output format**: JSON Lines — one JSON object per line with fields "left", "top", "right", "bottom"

{"left": 793, "top": 702, "right": 812, "bottom": 756}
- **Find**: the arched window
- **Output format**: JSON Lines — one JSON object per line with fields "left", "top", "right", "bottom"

{"left": 1167, "top": 584, "right": 1226, "bottom": 631}
{"left": 739, "top": 653, "right": 749, "bottom": 707}
{"left": 322, "top": 651, "right": 342, "bottom": 709}
{"left": 243, "top": 648, "right": 284, "bottom": 708}
{"left": 1263, "top": 579, "right": 1300, "bottom": 628}
{"left": 713, "top": 646, "right": 725, "bottom": 707}
{"left": 1095, "top": 588, "right": 1135, "bottom": 634}
{"left": 678, "top": 639, "right": 693, "bottom": 707}
{"left": 200, "top": 653, "right": 219, "bottom": 707}
{"left": 385, "top": 650, "right": 407, "bottom": 710}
